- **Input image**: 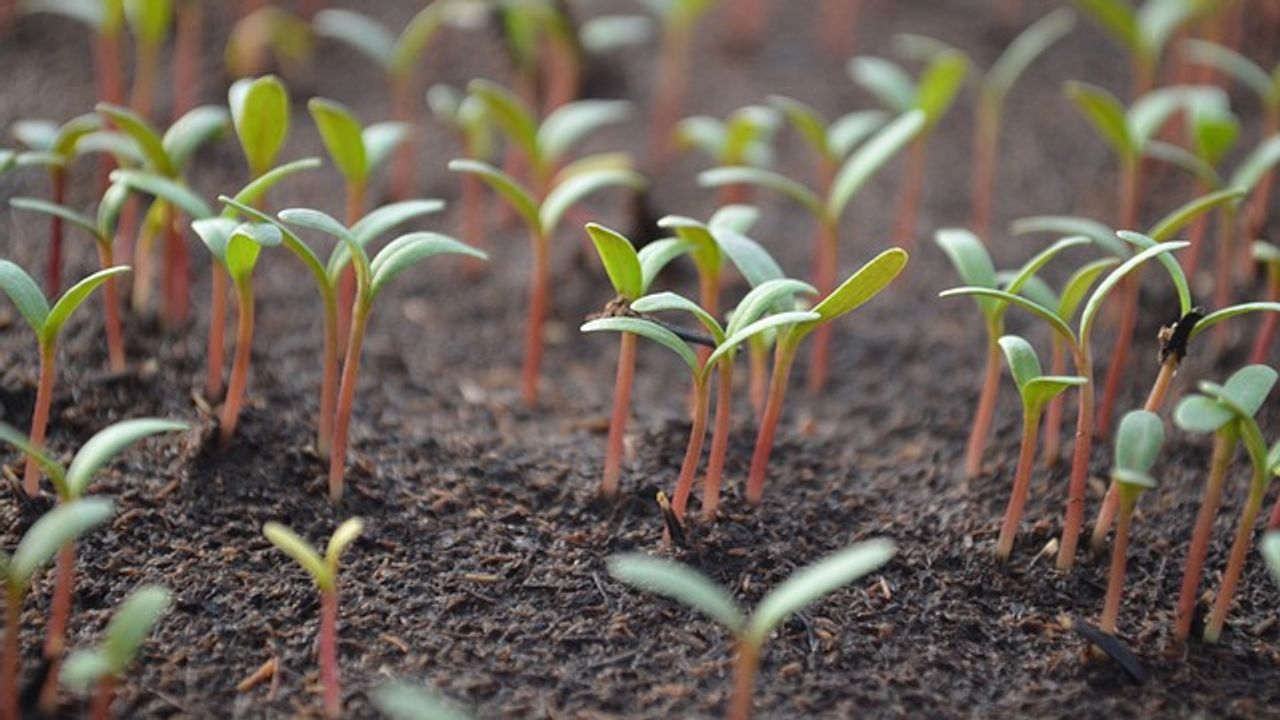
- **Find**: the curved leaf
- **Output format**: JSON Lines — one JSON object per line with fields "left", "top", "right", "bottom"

{"left": 798, "top": 247, "right": 908, "bottom": 338}
{"left": 1114, "top": 230, "right": 1193, "bottom": 317}
{"left": 369, "top": 233, "right": 486, "bottom": 299}
{"left": 229, "top": 75, "right": 290, "bottom": 177}
{"left": 998, "top": 334, "right": 1042, "bottom": 393}
{"left": 1006, "top": 237, "right": 1089, "bottom": 296}
{"left": 0, "top": 260, "right": 51, "bottom": 335}
{"left": 59, "top": 649, "right": 112, "bottom": 694}
{"left": 220, "top": 196, "right": 330, "bottom": 293}
{"left": 351, "top": 200, "right": 446, "bottom": 246}
{"left": 223, "top": 157, "right": 322, "bottom": 217}
{"left": 828, "top": 110, "right": 888, "bottom": 160}
{"left": 1023, "top": 375, "right": 1087, "bottom": 410}
{"left": 540, "top": 168, "right": 645, "bottom": 235}
{"left": 1079, "top": 241, "right": 1187, "bottom": 344}
{"left": 987, "top": 7, "right": 1077, "bottom": 101}
{"left": 363, "top": 122, "right": 412, "bottom": 174}
{"left": 1143, "top": 140, "right": 1221, "bottom": 187}
{"left": 607, "top": 553, "right": 744, "bottom": 633}
{"left": 225, "top": 222, "right": 282, "bottom": 281}
{"left": 1147, "top": 188, "right": 1245, "bottom": 241}
{"left": 65, "top": 419, "right": 187, "bottom": 499}
{"left": 1229, "top": 135, "right": 1280, "bottom": 195}
{"left": 1213, "top": 365, "right": 1278, "bottom": 419}
{"left": 10, "top": 498, "right": 113, "bottom": 591}
{"left": 448, "top": 159, "right": 538, "bottom": 231}
{"left": 312, "top": 9, "right": 395, "bottom": 69}
{"left": 1190, "top": 302, "right": 1280, "bottom": 340}
{"left": 935, "top": 228, "right": 998, "bottom": 318}
{"left": 43, "top": 266, "right": 131, "bottom": 346}
{"left": 263, "top": 522, "right": 329, "bottom": 588}
{"left": 939, "top": 287, "right": 1076, "bottom": 347}
{"left": 1064, "top": 81, "right": 1132, "bottom": 158}
{"left": 580, "top": 317, "right": 698, "bottom": 374}
{"left": 768, "top": 94, "right": 831, "bottom": 158}
{"left": 0, "top": 423, "right": 65, "bottom": 491}
{"left": 916, "top": 51, "right": 969, "bottom": 127}
{"left": 725, "top": 278, "right": 818, "bottom": 338}
{"left": 706, "top": 311, "right": 820, "bottom": 369}
{"left": 10, "top": 197, "right": 102, "bottom": 241}
{"left": 828, "top": 110, "right": 925, "bottom": 218}
{"left": 586, "top": 223, "right": 642, "bottom": 300}
{"left": 95, "top": 103, "right": 172, "bottom": 175}
{"left": 713, "top": 227, "right": 784, "bottom": 287}
{"left": 390, "top": 2, "right": 451, "bottom": 77}
{"left": 371, "top": 682, "right": 474, "bottom": 720}
{"left": 1011, "top": 214, "right": 1126, "bottom": 257}
{"left": 110, "top": 169, "right": 212, "bottom": 219}
{"left": 308, "top": 98, "right": 367, "bottom": 184}
{"left": 101, "top": 584, "right": 171, "bottom": 671}
{"left": 469, "top": 79, "right": 538, "bottom": 161}
{"left": 192, "top": 217, "right": 239, "bottom": 268}
{"left": 1113, "top": 409, "right": 1164, "bottom": 479}
{"left": 162, "top": 105, "right": 229, "bottom": 171}
{"left": 698, "top": 166, "right": 822, "bottom": 218}
{"left": 1183, "top": 39, "right": 1276, "bottom": 105}
{"left": 848, "top": 57, "right": 916, "bottom": 112}
{"left": 324, "top": 517, "right": 364, "bottom": 571}
{"left": 631, "top": 291, "right": 724, "bottom": 342}
{"left": 637, "top": 238, "right": 688, "bottom": 292}
{"left": 1058, "top": 258, "right": 1121, "bottom": 320}
{"left": 539, "top": 100, "right": 632, "bottom": 164}
{"left": 1174, "top": 394, "right": 1233, "bottom": 433}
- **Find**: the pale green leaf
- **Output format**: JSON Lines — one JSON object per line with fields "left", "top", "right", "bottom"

{"left": 352, "top": 200, "right": 446, "bottom": 246}
{"left": 539, "top": 100, "right": 631, "bottom": 164}
{"left": 225, "top": 222, "right": 282, "bottom": 281}
{"left": 1174, "top": 394, "right": 1233, "bottom": 433}
{"left": 308, "top": 98, "right": 367, "bottom": 184}
{"left": 10, "top": 498, "right": 113, "bottom": 591}
{"left": 749, "top": 540, "right": 895, "bottom": 642}
{"left": 1075, "top": 0, "right": 1140, "bottom": 57}
{"left": 799, "top": 248, "right": 908, "bottom": 337}
{"left": 369, "top": 233, "right": 486, "bottom": 299}
{"left": 0, "top": 260, "right": 51, "bottom": 334}
{"left": 192, "top": 217, "right": 238, "bottom": 267}
{"left": 124, "top": 0, "right": 171, "bottom": 45}
{"left": 1064, "top": 81, "right": 1132, "bottom": 158}
{"left": 95, "top": 103, "right": 172, "bottom": 175}
{"left": 1213, "top": 365, "right": 1277, "bottom": 419}
{"left": 586, "top": 223, "right": 642, "bottom": 300}
{"left": 706, "top": 311, "right": 819, "bottom": 369}
{"left": 827, "top": 110, "right": 888, "bottom": 160}
{"left": 915, "top": 51, "right": 968, "bottom": 127}
{"left": 65, "top": 419, "right": 186, "bottom": 498}
{"left": 848, "top": 57, "right": 917, "bottom": 113}
{"left": 580, "top": 317, "right": 698, "bottom": 373}
{"left": 448, "top": 159, "right": 538, "bottom": 231}
{"left": 698, "top": 166, "right": 822, "bottom": 218}
{"left": 987, "top": 8, "right": 1077, "bottom": 101}
{"left": 390, "top": 2, "right": 451, "bottom": 77}
{"left": 1079, "top": 241, "right": 1187, "bottom": 344}
{"left": 1262, "top": 532, "right": 1280, "bottom": 587}
{"left": 101, "top": 584, "right": 170, "bottom": 671}
{"left": 1010, "top": 214, "right": 1126, "bottom": 256}
{"left": 1190, "top": 302, "right": 1280, "bottom": 340}
{"left": 363, "top": 122, "right": 412, "bottom": 174}
{"left": 1058, "top": 258, "right": 1121, "bottom": 320}
{"left": 713, "top": 227, "right": 784, "bottom": 288}
{"left": 263, "top": 522, "right": 329, "bottom": 588}
{"left": 60, "top": 649, "right": 112, "bottom": 693}
{"left": 10, "top": 197, "right": 102, "bottom": 241}
{"left": 935, "top": 228, "right": 998, "bottom": 319}
{"left": 631, "top": 291, "right": 724, "bottom": 342}
{"left": 372, "top": 682, "right": 474, "bottom": 720}
{"left": 1114, "top": 230, "right": 1193, "bottom": 317}
{"left": 43, "top": 266, "right": 130, "bottom": 346}
{"left": 468, "top": 79, "right": 538, "bottom": 161}
{"left": 1229, "top": 135, "right": 1280, "bottom": 195}
{"left": 607, "top": 553, "right": 744, "bottom": 633}
{"left": 313, "top": 9, "right": 395, "bottom": 69}
{"left": 939, "top": 286, "right": 1076, "bottom": 346}
{"left": 229, "top": 75, "right": 290, "bottom": 177}
{"left": 1183, "top": 39, "right": 1276, "bottom": 105}
{"left": 110, "top": 169, "right": 213, "bottom": 219}
{"left": 223, "top": 157, "right": 322, "bottom": 217}
{"left": 724, "top": 278, "right": 817, "bottom": 338}
{"left": 998, "top": 334, "right": 1042, "bottom": 392}
{"left": 0, "top": 423, "right": 65, "bottom": 491}
{"left": 828, "top": 110, "right": 925, "bottom": 218}
{"left": 540, "top": 168, "right": 645, "bottom": 235}
{"left": 1023, "top": 375, "right": 1087, "bottom": 410}
{"left": 767, "top": 95, "right": 831, "bottom": 159}
{"left": 637, "top": 238, "right": 688, "bottom": 292}
{"left": 1113, "top": 409, "right": 1164, "bottom": 479}
{"left": 579, "top": 15, "right": 653, "bottom": 54}
{"left": 324, "top": 517, "right": 364, "bottom": 571}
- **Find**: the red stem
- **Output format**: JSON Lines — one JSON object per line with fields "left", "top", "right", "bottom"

{"left": 1211, "top": 207, "right": 1237, "bottom": 352}
{"left": 601, "top": 333, "right": 637, "bottom": 499}
{"left": 164, "top": 211, "right": 190, "bottom": 328}
{"left": 648, "top": 23, "right": 691, "bottom": 167}
{"left": 522, "top": 230, "right": 549, "bottom": 407}
{"left": 219, "top": 280, "right": 255, "bottom": 447}
{"left": 969, "top": 98, "right": 999, "bottom": 240}
{"left": 807, "top": 218, "right": 838, "bottom": 394}
{"left": 893, "top": 137, "right": 927, "bottom": 251}
{"left": 1100, "top": 494, "right": 1134, "bottom": 635}
{"left": 94, "top": 29, "right": 124, "bottom": 194}
{"left": 88, "top": 676, "right": 115, "bottom": 720}
{"left": 317, "top": 297, "right": 339, "bottom": 458}
{"left": 818, "top": 0, "right": 862, "bottom": 58}
{"left": 746, "top": 344, "right": 797, "bottom": 505}
{"left": 671, "top": 378, "right": 711, "bottom": 519}
{"left": 541, "top": 36, "right": 580, "bottom": 113}
{"left": 1204, "top": 483, "right": 1265, "bottom": 643}
{"left": 1245, "top": 111, "right": 1279, "bottom": 240}
{"left": 38, "top": 543, "right": 74, "bottom": 714}
{"left": 1057, "top": 361, "right": 1094, "bottom": 571}
{"left": 995, "top": 408, "right": 1042, "bottom": 562}
{"left": 97, "top": 243, "right": 126, "bottom": 373}
{"left": 172, "top": 1, "right": 203, "bottom": 117}
{"left": 390, "top": 75, "right": 416, "bottom": 202}
{"left": 1247, "top": 268, "right": 1278, "bottom": 364}
{"left": 728, "top": 0, "right": 767, "bottom": 46}
{"left": 320, "top": 587, "right": 340, "bottom": 719}
{"left": 330, "top": 302, "right": 368, "bottom": 502}
{"left": 748, "top": 343, "right": 767, "bottom": 421}
{"left": 1181, "top": 179, "right": 1211, "bottom": 277}
{"left": 461, "top": 171, "right": 486, "bottom": 276}
{"left": 206, "top": 269, "right": 228, "bottom": 399}
{"left": 702, "top": 362, "right": 734, "bottom": 520}
{"left": 1268, "top": 486, "right": 1280, "bottom": 531}
{"left": 23, "top": 345, "right": 56, "bottom": 496}
{"left": 1096, "top": 272, "right": 1140, "bottom": 439}
{"left": 337, "top": 182, "right": 366, "bottom": 354}
{"left": 1175, "top": 430, "right": 1235, "bottom": 641}
{"left": 727, "top": 639, "right": 761, "bottom": 720}
{"left": 964, "top": 335, "right": 1002, "bottom": 480}
{"left": 3, "top": 589, "right": 21, "bottom": 720}
{"left": 47, "top": 167, "right": 66, "bottom": 296}
{"left": 1041, "top": 338, "right": 1067, "bottom": 468}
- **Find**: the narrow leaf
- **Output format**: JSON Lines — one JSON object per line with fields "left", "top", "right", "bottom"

{"left": 586, "top": 224, "right": 642, "bottom": 300}
{"left": 43, "top": 266, "right": 131, "bottom": 346}
{"left": 10, "top": 498, "right": 113, "bottom": 591}
{"left": 749, "top": 540, "right": 895, "bottom": 642}
{"left": 580, "top": 317, "right": 698, "bottom": 373}
{"left": 607, "top": 553, "right": 745, "bottom": 633}
{"left": 65, "top": 419, "right": 187, "bottom": 498}
{"left": 263, "top": 522, "right": 329, "bottom": 588}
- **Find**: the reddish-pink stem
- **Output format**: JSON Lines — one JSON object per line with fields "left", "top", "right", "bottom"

{"left": 727, "top": 639, "right": 761, "bottom": 720}
{"left": 337, "top": 182, "right": 365, "bottom": 354}
{"left": 818, "top": 0, "right": 862, "bottom": 58}
{"left": 320, "top": 587, "right": 340, "bottom": 718}
{"left": 1247, "top": 269, "right": 1278, "bottom": 364}
{"left": 1058, "top": 364, "right": 1094, "bottom": 571}
{"left": 38, "top": 543, "right": 75, "bottom": 713}
{"left": 23, "top": 345, "right": 56, "bottom": 496}
{"left": 330, "top": 303, "right": 368, "bottom": 502}
{"left": 965, "top": 336, "right": 1002, "bottom": 480}
{"left": 995, "top": 408, "right": 1042, "bottom": 562}
{"left": 390, "top": 75, "right": 416, "bottom": 202}
{"left": 1175, "top": 430, "right": 1235, "bottom": 641}
{"left": 808, "top": 218, "right": 839, "bottom": 394}
{"left": 728, "top": 0, "right": 767, "bottom": 46}
{"left": 969, "top": 98, "right": 999, "bottom": 240}
{"left": 671, "top": 378, "right": 711, "bottom": 519}
{"left": 748, "top": 343, "right": 767, "bottom": 421}
{"left": 746, "top": 344, "right": 797, "bottom": 505}
{"left": 702, "top": 362, "right": 735, "bottom": 520}
{"left": 172, "top": 1, "right": 202, "bottom": 117}
{"left": 601, "top": 333, "right": 638, "bottom": 499}
{"left": 1204, "top": 483, "right": 1265, "bottom": 642}
{"left": 1041, "top": 338, "right": 1067, "bottom": 468}
{"left": 522, "top": 230, "right": 550, "bottom": 407}
{"left": 317, "top": 298, "right": 338, "bottom": 458}
{"left": 1100, "top": 494, "right": 1134, "bottom": 635}
{"left": 461, "top": 171, "right": 486, "bottom": 276}
{"left": 46, "top": 167, "right": 66, "bottom": 296}
{"left": 97, "top": 243, "right": 126, "bottom": 372}
{"left": 648, "top": 24, "right": 691, "bottom": 167}
{"left": 219, "top": 281, "right": 255, "bottom": 446}
{"left": 1096, "top": 273, "right": 1139, "bottom": 439}
{"left": 206, "top": 269, "right": 228, "bottom": 400}
{"left": 893, "top": 137, "right": 927, "bottom": 251}
{"left": 89, "top": 676, "right": 115, "bottom": 720}
{"left": 164, "top": 212, "right": 190, "bottom": 328}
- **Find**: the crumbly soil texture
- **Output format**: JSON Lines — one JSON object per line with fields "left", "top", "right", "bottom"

{"left": 1, "top": 1, "right": 1279, "bottom": 718}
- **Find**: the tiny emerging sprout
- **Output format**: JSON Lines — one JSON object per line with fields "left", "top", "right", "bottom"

{"left": 993, "top": 335, "right": 1085, "bottom": 562}
{"left": 639, "top": 0, "right": 722, "bottom": 163}
{"left": 263, "top": 518, "right": 364, "bottom": 719}
{"left": 276, "top": 207, "right": 486, "bottom": 501}
{"left": 1099, "top": 410, "right": 1163, "bottom": 636}
{"left": 848, "top": 50, "right": 967, "bottom": 248}
{"left": 675, "top": 105, "right": 779, "bottom": 205}
{"left": 0, "top": 261, "right": 131, "bottom": 496}
{"left": 371, "top": 682, "right": 473, "bottom": 720}
{"left": 0, "top": 418, "right": 185, "bottom": 712}
{"left": 0, "top": 498, "right": 114, "bottom": 720}
{"left": 700, "top": 110, "right": 925, "bottom": 392}
{"left": 61, "top": 585, "right": 171, "bottom": 720}
{"left": 1249, "top": 241, "right": 1280, "bottom": 364}
{"left": 1172, "top": 365, "right": 1277, "bottom": 643}
{"left": 608, "top": 539, "right": 895, "bottom": 720}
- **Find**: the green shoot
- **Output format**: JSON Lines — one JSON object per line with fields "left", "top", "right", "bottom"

{"left": 994, "top": 335, "right": 1086, "bottom": 562}
{"left": 61, "top": 584, "right": 170, "bottom": 720}
{"left": 639, "top": 0, "right": 721, "bottom": 163}
{"left": 1250, "top": 241, "right": 1280, "bottom": 364}
{"left": 0, "top": 261, "right": 130, "bottom": 495}
{"left": 608, "top": 539, "right": 895, "bottom": 720}
{"left": 1099, "top": 410, "right": 1163, "bottom": 635}
{"left": 676, "top": 105, "right": 779, "bottom": 205}
{"left": 1075, "top": 0, "right": 1210, "bottom": 96}
{"left": 263, "top": 518, "right": 363, "bottom": 719}
{"left": 428, "top": 84, "right": 494, "bottom": 268}
{"left": 372, "top": 682, "right": 473, "bottom": 720}
{"left": 225, "top": 5, "right": 314, "bottom": 79}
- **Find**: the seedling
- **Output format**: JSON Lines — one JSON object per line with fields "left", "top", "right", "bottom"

{"left": 583, "top": 283, "right": 818, "bottom": 519}
{"left": 700, "top": 110, "right": 925, "bottom": 391}
{"left": 942, "top": 236, "right": 1187, "bottom": 569}
{"left": 767, "top": 95, "right": 886, "bottom": 192}
{"left": 1099, "top": 410, "right": 1163, "bottom": 635}
{"left": 60, "top": 584, "right": 170, "bottom": 720}
{"left": 893, "top": 8, "right": 1076, "bottom": 236}
{"left": 1075, "top": 0, "right": 1209, "bottom": 97}
{"left": 0, "top": 498, "right": 114, "bottom": 720}
{"left": 0, "top": 415, "right": 183, "bottom": 711}
{"left": 225, "top": 5, "right": 314, "bottom": 79}
{"left": 488, "top": 0, "right": 580, "bottom": 114}
{"left": 11, "top": 181, "right": 131, "bottom": 371}
{"left": 1250, "top": 241, "right": 1280, "bottom": 363}
{"left": 1172, "top": 365, "right": 1277, "bottom": 642}
{"left": 848, "top": 51, "right": 967, "bottom": 248}
{"left": 123, "top": 0, "right": 172, "bottom": 117}
{"left": 11, "top": 113, "right": 104, "bottom": 295}
{"left": 263, "top": 520, "right": 361, "bottom": 718}
{"left": 676, "top": 105, "right": 779, "bottom": 205}
{"left": 428, "top": 85, "right": 494, "bottom": 267}
{"left": 372, "top": 682, "right": 473, "bottom": 720}
{"left": 313, "top": 3, "right": 457, "bottom": 199}
{"left": 450, "top": 82, "right": 641, "bottom": 406}
{"left": 640, "top": 0, "right": 721, "bottom": 163}
{"left": 608, "top": 539, "right": 895, "bottom": 720}
{"left": 936, "top": 229, "right": 1088, "bottom": 479}
{"left": 0, "top": 262, "right": 130, "bottom": 495}
{"left": 993, "top": 335, "right": 1085, "bottom": 562}
{"left": 1263, "top": 532, "right": 1280, "bottom": 586}
{"left": 277, "top": 207, "right": 485, "bottom": 500}
{"left": 584, "top": 224, "right": 689, "bottom": 499}
{"left": 96, "top": 101, "right": 229, "bottom": 325}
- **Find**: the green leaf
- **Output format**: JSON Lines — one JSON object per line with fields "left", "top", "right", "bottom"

{"left": 935, "top": 228, "right": 998, "bottom": 319}
{"left": 713, "top": 227, "right": 785, "bottom": 288}
{"left": 637, "top": 238, "right": 688, "bottom": 293}
{"left": 97, "top": 182, "right": 129, "bottom": 238}
{"left": 1262, "top": 532, "right": 1280, "bottom": 587}
{"left": 998, "top": 334, "right": 1042, "bottom": 393}
{"left": 657, "top": 215, "right": 721, "bottom": 276}
{"left": 915, "top": 51, "right": 969, "bottom": 127}
{"left": 24, "top": 0, "right": 116, "bottom": 31}
{"left": 827, "top": 110, "right": 889, "bottom": 160}
{"left": 0, "top": 423, "right": 66, "bottom": 492}
{"left": 1253, "top": 242, "right": 1280, "bottom": 265}
{"left": 1191, "top": 302, "right": 1280, "bottom": 340}
{"left": 1174, "top": 394, "right": 1234, "bottom": 433}
{"left": 12, "top": 119, "right": 59, "bottom": 153}
{"left": 797, "top": 248, "right": 908, "bottom": 339}
{"left": 263, "top": 521, "right": 330, "bottom": 589}
{"left": 677, "top": 116, "right": 728, "bottom": 159}
{"left": 848, "top": 57, "right": 917, "bottom": 113}
{"left": 586, "top": 224, "right": 642, "bottom": 300}
{"left": 312, "top": 9, "right": 395, "bottom": 70}
{"left": 1075, "top": 0, "right": 1140, "bottom": 57}
{"left": 1079, "top": 241, "right": 1187, "bottom": 344}
{"left": 1022, "top": 375, "right": 1087, "bottom": 410}
{"left": 1113, "top": 409, "right": 1164, "bottom": 481}
{"left": 708, "top": 204, "right": 759, "bottom": 234}
{"left": 607, "top": 553, "right": 744, "bottom": 633}
{"left": 1005, "top": 237, "right": 1089, "bottom": 296}
{"left": 219, "top": 196, "right": 330, "bottom": 294}
{"left": 579, "top": 14, "right": 653, "bottom": 53}
{"left": 828, "top": 110, "right": 925, "bottom": 218}
{"left": 580, "top": 317, "right": 698, "bottom": 374}
{"left": 1212, "top": 365, "right": 1278, "bottom": 419}
{"left": 65, "top": 418, "right": 186, "bottom": 499}
{"left": 229, "top": 76, "right": 290, "bottom": 177}
{"left": 631, "top": 291, "right": 724, "bottom": 343}
{"left": 192, "top": 217, "right": 238, "bottom": 268}
{"left": 162, "top": 105, "right": 228, "bottom": 171}
{"left": 1138, "top": 0, "right": 1206, "bottom": 57}
{"left": 448, "top": 159, "right": 538, "bottom": 231}
{"left": 722, "top": 105, "right": 778, "bottom": 166}
{"left": 60, "top": 649, "right": 113, "bottom": 694}
{"left": 699, "top": 166, "right": 822, "bottom": 218}
{"left": 748, "top": 540, "right": 895, "bottom": 643}
{"left": 768, "top": 95, "right": 831, "bottom": 159}
{"left": 124, "top": 0, "right": 171, "bottom": 45}
{"left": 1130, "top": 85, "right": 1221, "bottom": 146}
{"left": 986, "top": 8, "right": 1077, "bottom": 101}
{"left": 324, "top": 517, "right": 364, "bottom": 571}
{"left": 1064, "top": 81, "right": 1132, "bottom": 158}
{"left": 1058, "top": 258, "right": 1122, "bottom": 320}
{"left": 1229, "top": 135, "right": 1280, "bottom": 196}
{"left": 540, "top": 168, "right": 645, "bottom": 236}
{"left": 1015, "top": 274, "right": 1060, "bottom": 311}
{"left": 9, "top": 498, "right": 113, "bottom": 592}
{"left": 363, "top": 122, "right": 412, "bottom": 175}
{"left": 308, "top": 98, "right": 367, "bottom": 184}
{"left": 706, "top": 311, "right": 820, "bottom": 369}
{"left": 371, "top": 682, "right": 474, "bottom": 720}
{"left": 1113, "top": 230, "right": 1192, "bottom": 317}
{"left": 725, "top": 278, "right": 818, "bottom": 338}
{"left": 42, "top": 266, "right": 130, "bottom": 347}
{"left": 939, "top": 287, "right": 1076, "bottom": 347}
{"left": 539, "top": 100, "right": 632, "bottom": 164}
{"left": 1010, "top": 214, "right": 1126, "bottom": 256}
{"left": 390, "top": 2, "right": 451, "bottom": 77}
{"left": 369, "top": 233, "right": 486, "bottom": 299}
{"left": 226, "top": 222, "right": 282, "bottom": 281}
{"left": 110, "top": 169, "right": 212, "bottom": 219}
{"left": 101, "top": 584, "right": 170, "bottom": 672}
{"left": 223, "top": 158, "right": 322, "bottom": 217}
{"left": 1147, "top": 188, "right": 1245, "bottom": 241}
{"left": 1188, "top": 102, "right": 1239, "bottom": 166}
{"left": 278, "top": 207, "right": 369, "bottom": 286}
{"left": 1183, "top": 39, "right": 1276, "bottom": 105}
{"left": 10, "top": 197, "right": 102, "bottom": 241}
{"left": 352, "top": 200, "right": 447, "bottom": 246}
{"left": 77, "top": 130, "right": 144, "bottom": 166}
{"left": 95, "top": 103, "right": 172, "bottom": 175}
{"left": 1143, "top": 140, "right": 1221, "bottom": 187}
{"left": 468, "top": 79, "right": 539, "bottom": 161}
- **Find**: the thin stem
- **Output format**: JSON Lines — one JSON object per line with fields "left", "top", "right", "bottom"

{"left": 164, "top": 210, "right": 190, "bottom": 328}
{"left": 728, "top": 0, "right": 767, "bottom": 47}
{"left": 171, "top": 0, "right": 203, "bottom": 117}
{"left": 1268, "top": 486, "right": 1280, "bottom": 531}
{"left": 46, "top": 167, "right": 66, "bottom": 296}
{"left": 337, "top": 181, "right": 366, "bottom": 354}
{"left": 671, "top": 377, "right": 711, "bottom": 519}
{"left": 1175, "top": 430, "right": 1236, "bottom": 641}
{"left": 97, "top": 242, "right": 126, "bottom": 373}
{"left": 1096, "top": 271, "right": 1140, "bottom": 439}
{"left": 995, "top": 407, "right": 1042, "bottom": 562}
{"left": 1181, "top": 179, "right": 1211, "bottom": 276}
{"left": 130, "top": 206, "right": 159, "bottom": 313}
{"left": 94, "top": 29, "right": 124, "bottom": 192}
{"left": 88, "top": 675, "right": 115, "bottom": 720}
{"left": 965, "top": 334, "right": 1002, "bottom": 480}
{"left": 330, "top": 302, "right": 369, "bottom": 502}
{"left": 317, "top": 295, "right": 339, "bottom": 458}
{"left": 807, "top": 216, "right": 839, "bottom": 394}
{"left": 727, "top": 638, "right": 761, "bottom": 720}
{"left": 320, "top": 586, "right": 340, "bottom": 719}
{"left": 746, "top": 342, "right": 797, "bottom": 505}
{"left": 219, "top": 279, "right": 255, "bottom": 447}
{"left": 23, "top": 344, "right": 56, "bottom": 496}
{"left": 390, "top": 73, "right": 416, "bottom": 201}
{"left": 206, "top": 268, "right": 228, "bottom": 399}
{"left": 541, "top": 35, "right": 580, "bottom": 113}
{"left": 1057, "top": 357, "right": 1094, "bottom": 571}
{"left": 129, "top": 41, "right": 160, "bottom": 118}
{"left": 38, "top": 543, "right": 75, "bottom": 714}
{"left": 702, "top": 361, "right": 735, "bottom": 521}
{"left": 1211, "top": 206, "right": 1237, "bottom": 352}
{"left": 648, "top": 22, "right": 691, "bottom": 167}
{"left": 1245, "top": 110, "right": 1279, "bottom": 244}
{"left": 1041, "top": 337, "right": 1067, "bottom": 468}
{"left": 748, "top": 342, "right": 767, "bottom": 421}
{"left": 1100, "top": 492, "right": 1135, "bottom": 635}
{"left": 969, "top": 97, "right": 1000, "bottom": 240}
{"left": 1204, "top": 481, "right": 1266, "bottom": 643}
{"left": 522, "top": 229, "right": 550, "bottom": 407}
{"left": 2, "top": 588, "right": 20, "bottom": 720}
{"left": 1247, "top": 267, "right": 1278, "bottom": 364}
{"left": 892, "top": 136, "right": 928, "bottom": 251}
{"left": 461, "top": 170, "right": 486, "bottom": 276}
{"left": 601, "top": 332, "right": 638, "bottom": 499}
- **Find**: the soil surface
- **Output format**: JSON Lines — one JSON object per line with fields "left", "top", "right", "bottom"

{"left": 1, "top": 0, "right": 1279, "bottom": 718}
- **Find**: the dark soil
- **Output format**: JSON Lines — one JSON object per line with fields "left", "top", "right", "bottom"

{"left": 1, "top": 1, "right": 1279, "bottom": 718}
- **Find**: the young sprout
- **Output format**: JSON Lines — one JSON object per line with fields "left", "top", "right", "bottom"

{"left": 0, "top": 417, "right": 184, "bottom": 712}
{"left": 225, "top": 5, "right": 314, "bottom": 79}
{"left": 700, "top": 110, "right": 925, "bottom": 392}
{"left": 993, "top": 335, "right": 1086, "bottom": 562}
{"left": 942, "top": 236, "right": 1188, "bottom": 570}
{"left": 639, "top": 0, "right": 721, "bottom": 164}
{"left": 1099, "top": 410, "right": 1163, "bottom": 635}
{"left": 263, "top": 518, "right": 364, "bottom": 719}
{"left": 1075, "top": 0, "right": 1209, "bottom": 97}
{"left": 1251, "top": 241, "right": 1280, "bottom": 364}
{"left": 848, "top": 51, "right": 968, "bottom": 248}
{"left": 675, "top": 105, "right": 779, "bottom": 205}
{"left": 583, "top": 284, "right": 819, "bottom": 520}
{"left": 450, "top": 81, "right": 641, "bottom": 406}
{"left": 11, "top": 182, "right": 131, "bottom": 371}
{"left": 0, "top": 498, "right": 114, "bottom": 720}
{"left": 487, "top": 0, "right": 582, "bottom": 114}
{"left": 95, "top": 101, "right": 229, "bottom": 325}
{"left": 1173, "top": 365, "right": 1277, "bottom": 642}
{"left": 0, "top": 262, "right": 130, "bottom": 495}
{"left": 894, "top": 9, "right": 1076, "bottom": 237}
{"left": 123, "top": 0, "right": 173, "bottom": 118}
{"left": 372, "top": 682, "right": 473, "bottom": 720}
{"left": 608, "top": 539, "right": 895, "bottom": 720}
{"left": 313, "top": 3, "right": 458, "bottom": 199}
{"left": 277, "top": 208, "right": 486, "bottom": 500}
{"left": 10, "top": 113, "right": 103, "bottom": 295}
{"left": 428, "top": 85, "right": 494, "bottom": 268}
{"left": 60, "top": 585, "right": 170, "bottom": 720}
{"left": 585, "top": 224, "right": 688, "bottom": 499}
{"left": 935, "top": 229, "right": 1088, "bottom": 479}
{"left": 766, "top": 95, "right": 886, "bottom": 193}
